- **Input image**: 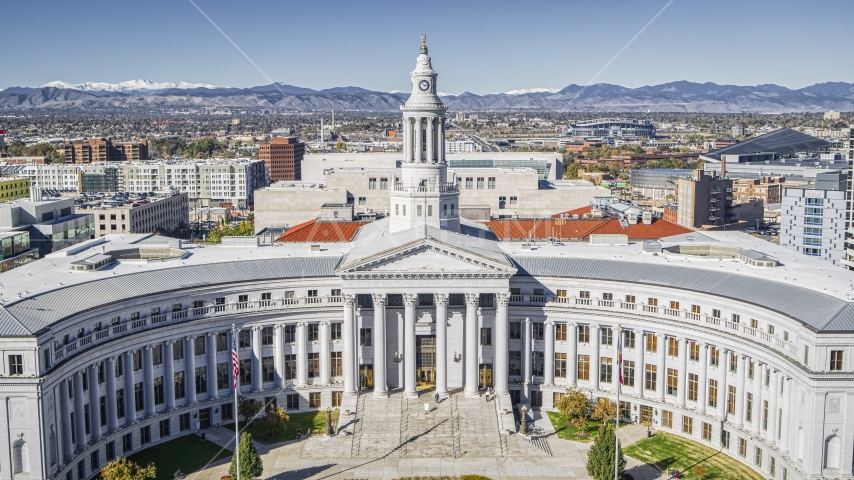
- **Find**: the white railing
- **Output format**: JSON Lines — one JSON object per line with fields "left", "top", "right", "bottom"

{"left": 530, "top": 295, "right": 547, "bottom": 303}
{"left": 704, "top": 316, "right": 720, "bottom": 326}
{"left": 686, "top": 312, "right": 700, "bottom": 321}
{"left": 620, "top": 302, "right": 636, "bottom": 310}
{"left": 95, "top": 330, "right": 109, "bottom": 341}
{"left": 112, "top": 323, "right": 127, "bottom": 334}
{"left": 643, "top": 305, "right": 659, "bottom": 313}
{"left": 172, "top": 311, "right": 188, "bottom": 320}
{"left": 553, "top": 296, "right": 570, "bottom": 304}
{"left": 509, "top": 295, "right": 524, "bottom": 303}
{"left": 131, "top": 318, "right": 147, "bottom": 329}
{"left": 724, "top": 321, "right": 739, "bottom": 330}
{"left": 664, "top": 308, "right": 680, "bottom": 317}
{"left": 306, "top": 297, "right": 322, "bottom": 304}
{"left": 599, "top": 300, "right": 614, "bottom": 308}
{"left": 151, "top": 314, "right": 168, "bottom": 324}
{"left": 79, "top": 335, "right": 92, "bottom": 347}
{"left": 65, "top": 342, "right": 77, "bottom": 354}
{"left": 576, "top": 298, "right": 592, "bottom": 306}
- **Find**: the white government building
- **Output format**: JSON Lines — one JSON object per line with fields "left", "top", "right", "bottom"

{"left": 1, "top": 38, "right": 853, "bottom": 480}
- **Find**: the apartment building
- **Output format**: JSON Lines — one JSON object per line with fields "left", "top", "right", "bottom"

{"left": 58, "top": 138, "right": 148, "bottom": 163}
{"left": 782, "top": 171, "right": 847, "bottom": 265}
{"left": 675, "top": 170, "right": 734, "bottom": 229}
{"left": 93, "top": 192, "right": 189, "bottom": 237}
{"left": 0, "top": 177, "right": 30, "bottom": 202}
{"left": 732, "top": 177, "right": 784, "bottom": 204}
{"left": 258, "top": 136, "right": 304, "bottom": 181}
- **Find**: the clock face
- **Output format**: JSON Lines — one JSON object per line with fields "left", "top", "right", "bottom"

{"left": 418, "top": 79, "right": 430, "bottom": 92}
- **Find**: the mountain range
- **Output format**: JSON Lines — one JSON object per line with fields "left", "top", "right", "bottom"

{"left": 2, "top": 79, "right": 854, "bottom": 112}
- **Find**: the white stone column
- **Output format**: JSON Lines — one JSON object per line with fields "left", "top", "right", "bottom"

{"left": 590, "top": 325, "right": 601, "bottom": 390}
{"left": 59, "top": 379, "right": 72, "bottom": 461}
{"left": 343, "top": 294, "right": 357, "bottom": 395}
{"left": 676, "top": 338, "right": 688, "bottom": 407}
{"left": 275, "top": 324, "right": 285, "bottom": 388}
{"left": 434, "top": 293, "right": 449, "bottom": 398}
{"left": 404, "top": 118, "right": 412, "bottom": 162}
{"left": 125, "top": 350, "right": 138, "bottom": 422}
{"left": 207, "top": 333, "right": 218, "bottom": 398}
{"left": 656, "top": 334, "right": 666, "bottom": 402}
{"left": 319, "top": 321, "right": 330, "bottom": 386}
{"left": 438, "top": 118, "right": 445, "bottom": 162}
{"left": 568, "top": 323, "right": 577, "bottom": 386}
{"left": 494, "top": 293, "right": 509, "bottom": 394}
{"left": 143, "top": 346, "right": 155, "bottom": 417}
{"left": 465, "top": 293, "right": 480, "bottom": 396}
{"left": 734, "top": 354, "right": 746, "bottom": 427}
{"left": 415, "top": 118, "right": 424, "bottom": 162}
{"left": 185, "top": 337, "right": 196, "bottom": 404}
{"left": 635, "top": 330, "right": 645, "bottom": 397}
{"left": 716, "top": 350, "right": 728, "bottom": 421}
{"left": 751, "top": 361, "right": 763, "bottom": 436}
{"left": 780, "top": 376, "right": 792, "bottom": 454}
{"left": 426, "top": 117, "right": 435, "bottom": 163}
{"left": 163, "top": 342, "right": 175, "bottom": 411}
{"left": 543, "top": 319, "right": 555, "bottom": 386}
{"left": 696, "top": 344, "right": 708, "bottom": 415}
{"left": 372, "top": 294, "right": 388, "bottom": 396}
{"left": 252, "top": 326, "right": 263, "bottom": 391}
{"left": 403, "top": 293, "right": 417, "bottom": 398}
{"left": 87, "top": 363, "right": 101, "bottom": 442}
{"left": 297, "top": 323, "right": 308, "bottom": 388}
{"left": 105, "top": 356, "right": 118, "bottom": 431}
{"left": 73, "top": 370, "right": 85, "bottom": 450}
{"left": 767, "top": 368, "right": 780, "bottom": 446}
{"left": 397, "top": 309, "right": 404, "bottom": 389}
{"left": 523, "top": 318, "right": 532, "bottom": 395}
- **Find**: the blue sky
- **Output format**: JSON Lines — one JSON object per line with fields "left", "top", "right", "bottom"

{"left": 3, "top": 0, "right": 852, "bottom": 94}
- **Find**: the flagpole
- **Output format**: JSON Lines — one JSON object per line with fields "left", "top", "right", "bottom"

{"left": 614, "top": 324, "right": 620, "bottom": 480}
{"left": 232, "top": 324, "right": 240, "bottom": 480}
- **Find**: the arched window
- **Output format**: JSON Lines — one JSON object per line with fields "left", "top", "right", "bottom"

{"left": 826, "top": 435, "right": 841, "bottom": 470}
{"left": 12, "top": 439, "right": 30, "bottom": 474}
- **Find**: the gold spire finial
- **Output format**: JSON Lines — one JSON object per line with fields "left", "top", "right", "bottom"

{"left": 421, "top": 34, "right": 426, "bottom": 49}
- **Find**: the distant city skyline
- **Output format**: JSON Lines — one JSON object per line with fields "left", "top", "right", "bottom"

{"left": 3, "top": 0, "right": 853, "bottom": 94}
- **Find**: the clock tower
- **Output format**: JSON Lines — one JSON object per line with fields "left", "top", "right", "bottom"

{"left": 389, "top": 35, "right": 460, "bottom": 233}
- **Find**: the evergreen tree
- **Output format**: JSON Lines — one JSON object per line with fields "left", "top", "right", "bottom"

{"left": 228, "top": 432, "right": 264, "bottom": 479}
{"left": 586, "top": 421, "right": 626, "bottom": 480}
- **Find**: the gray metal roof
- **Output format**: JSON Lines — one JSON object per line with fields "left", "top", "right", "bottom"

{"left": 510, "top": 255, "right": 854, "bottom": 332}
{"left": 4, "top": 256, "right": 341, "bottom": 334}
{"left": 702, "top": 128, "right": 830, "bottom": 161}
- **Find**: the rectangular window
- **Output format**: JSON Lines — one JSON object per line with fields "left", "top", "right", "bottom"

{"left": 688, "top": 374, "right": 698, "bottom": 401}
{"left": 221, "top": 403, "right": 233, "bottom": 421}
{"left": 286, "top": 394, "right": 299, "bottom": 410}
{"left": 133, "top": 350, "right": 142, "bottom": 371}
{"left": 7, "top": 355, "right": 22, "bottom": 376}
{"left": 645, "top": 365, "right": 657, "bottom": 391}
{"left": 623, "top": 330, "right": 635, "bottom": 349}
{"left": 488, "top": 177, "right": 496, "bottom": 189}
{"left": 330, "top": 352, "right": 342, "bottom": 377}
{"left": 662, "top": 410, "right": 673, "bottom": 428}
{"left": 578, "top": 325, "right": 590, "bottom": 343}
{"left": 668, "top": 337, "right": 678, "bottom": 357}
{"left": 380, "top": 178, "right": 388, "bottom": 190}
{"left": 173, "top": 339, "right": 184, "bottom": 360}
{"left": 708, "top": 379, "right": 718, "bottom": 407}
{"left": 239, "top": 359, "right": 251, "bottom": 385}
{"left": 711, "top": 309, "right": 720, "bottom": 318}
{"left": 702, "top": 422, "right": 713, "bottom": 441}
{"left": 262, "top": 327, "right": 273, "bottom": 346}
{"left": 728, "top": 386, "right": 736, "bottom": 414}
{"left": 625, "top": 295, "right": 636, "bottom": 304}
{"left": 308, "top": 324, "right": 319, "bottom": 342}
{"left": 738, "top": 438, "right": 747, "bottom": 457}
{"left": 579, "top": 291, "right": 590, "bottom": 299}
{"left": 754, "top": 447, "right": 762, "bottom": 467}
{"left": 100, "top": 396, "right": 107, "bottom": 426}
{"left": 308, "top": 353, "right": 320, "bottom": 378}
{"left": 600, "top": 357, "right": 612, "bottom": 383}
{"left": 106, "top": 441, "right": 116, "bottom": 461}
{"left": 509, "top": 196, "right": 518, "bottom": 205}
{"left": 174, "top": 371, "right": 185, "bottom": 400}
{"left": 601, "top": 327, "right": 613, "bottom": 346}
{"left": 577, "top": 355, "right": 590, "bottom": 381}
{"left": 689, "top": 342, "right": 699, "bottom": 361}
{"left": 831, "top": 350, "right": 844, "bottom": 371}
{"left": 722, "top": 430, "right": 730, "bottom": 449}
{"left": 509, "top": 351, "right": 522, "bottom": 376}
{"left": 532, "top": 322, "right": 544, "bottom": 340}
{"left": 284, "top": 325, "right": 296, "bottom": 343}
{"left": 179, "top": 413, "right": 190, "bottom": 432}
{"left": 262, "top": 356, "right": 274, "bottom": 383}
{"left": 116, "top": 389, "right": 125, "bottom": 419}
{"left": 310, "top": 392, "right": 321, "bottom": 408}
{"left": 510, "top": 322, "right": 521, "bottom": 340}
{"left": 667, "top": 368, "right": 678, "bottom": 396}
{"left": 682, "top": 416, "right": 693, "bottom": 434}
{"left": 465, "top": 177, "right": 473, "bottom": 189}
{"left": 670, "top": 301, "right": 680, "bottom": 310}
{"left": 623, "top": 360, "right": 635, "bottom": 387}
{"left": 763, "top": 400, "right": 769, "bottom": 430}
{"left": 710, "top": 347, "right": 719, "bottom": 367}
{"left": 154, "top": 377, "right": 164, "bottom": 405}
{"left": 140, "top": 426, "right": 151, "bottom": 445}
{"left": 481, "top": 328, "right": 492, "bottom": 345}
{"left": 555, "top": 324, "right": 567, "bottom": 341}
{"left": 122, "top": 432, "right": 133, "bottom": 453}
{"left": 804, "top": 345, "right": 809, "bottom": 366}
{"left": 730, "top": 353, "right": 738, "bottom": 373}
{"left": 646, "top": 334, "right": 657, "bottom": 353}
{"left": 770, "top": 457, "right": 776, "bottom": 476}
{"left": 368, "top": 178, "right": 376, "bottom": 190}
{"left": 195, "top": 366, "right": 207, "bottom": 394}
{"left": 159, "top": 419, "right": 171, "bottom": 438}
{"left": 330, "top": 323, "right": 342, "bottom": 340}
{"left": 648, "top": 297, "right": 658, "bottom": 306}
{"left": 217, "top": 363, "right": 229, "bottom": 390}
{"left": 84, "top": 404, "right": 91, "bottom": 435}
{"left": 532, "top": 352, "right": 544, "bottom": 376}
{"left": 285, "top": 354, "right": 297, "bottom": 380}
{"left": 359, "top": 328, "right": 372, "bottom": 346}
{"left": 332, "top": 391, "right": 343, "bottom": 407}
{"left": 732, "top": 314, "right": 740, "bottom": 324}
{"left": 239, "top": 330, "right": 251, "bottom": 348}
{"left": 134, "top": 383, "right": 144, "bottom": 412}
{"left": 78, "top": 462, "right": 86, "bottom": 479}
{"left": 476, "top": 177, "right": 484, "bottom": 189}
{"left": 555, "top": 353, "right": 567, "bottom": 378}
{"left": 746, "top": 393, "right": 753, "bottom": 422}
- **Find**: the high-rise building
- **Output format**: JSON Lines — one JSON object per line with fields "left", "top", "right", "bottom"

{"left": 732, "top": 124, "right": 744, "bottom": 137}
{"left": 259, "top": 137, "right": 304, "bottom": 181}
{"left": 781, "top": 171, "right": 847, "bottom": 265}
{"left": 675, "top": 170, "right": 734, "bottom": 229}
{"left": 59, "top": 138, "right": 148, "bottom": 163}
{"left": 92, "top": 192, "right": 189, "bottom": 237}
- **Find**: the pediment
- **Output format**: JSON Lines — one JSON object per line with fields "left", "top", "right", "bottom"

{"left": 337, "top": 242, "right": 515, "bottom": 275}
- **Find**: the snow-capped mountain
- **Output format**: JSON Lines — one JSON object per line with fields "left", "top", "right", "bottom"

{"left": 40, "top": 79, "right": 221, "bottom": 94}
{"left": 504, "top": 88, "right": 561, "bottom": 95}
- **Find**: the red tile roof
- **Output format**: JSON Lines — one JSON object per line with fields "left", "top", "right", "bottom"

{"left": 484, "top": 219, "right": 607, "bottom": 241}
{"left": 275, "top": 219, "right": 367, "bottom": 243}
{"left": 484, "top": 217, "right": 692, "bottom": 242}
{"left": 552, "top": 205, "right": 593, "bottom": 218}
{"left": 583, "top": 218, "right": 692, "bottom": 240}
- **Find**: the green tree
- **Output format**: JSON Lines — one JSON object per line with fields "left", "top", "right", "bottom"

{"left": 264, "top": 406, "right": 290, "bottom": 436}
{"left": 6, "top": 140, "right": 25, "bottom": 156}
{"left": 100, "top": 458, "right": 156, "bottom": 480}
{"left": 586, "top": 421, "right": 626, "bottom": 480}
{"left": 554, "top": 387, "right": 590, "bottom": 427}
{"left": 590, "top": 398, "right": 617, "bottom": 422}
{"left": 237, "top": 396, "right": 263, "bottom": 426}
{"left": 228, "top": 432, "right": 264, "bottom": 479}
{"left": 564, "top": 162, "right": 581, "bottom": 179}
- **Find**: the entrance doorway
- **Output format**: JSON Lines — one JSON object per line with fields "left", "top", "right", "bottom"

{"left": 199, "top": 408, "right": 211, "bottom": 429}
{"left": 479, "top": 364, "right": 493, "bottom": 388}
{"left": 640, "top": 405, "right": 653, "bottom": 426}
{"left": 416, "top": 336, "right": 436, "bottom": 386}
{"left": 359, "top": 365, "right": 373, "bottom": 390}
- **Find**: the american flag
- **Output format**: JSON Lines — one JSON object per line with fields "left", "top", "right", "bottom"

{"left": 617, "top": 328, "right": 623, "bottom": 385}
{"left": 231, "top": 334, "right": 240, "bottom": 388}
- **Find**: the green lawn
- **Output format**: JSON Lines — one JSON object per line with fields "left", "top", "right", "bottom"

{"left": 546, "top": 411, "right": 603, "bottom": 443}
{"left": 224, "top": 409, "right": 340, "bottom": 445}
{"left": 624, "top": 432, "right": 763, "bottom": 480}
{"left": 126, "top": 435, "right": 230, "bottom": 480}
